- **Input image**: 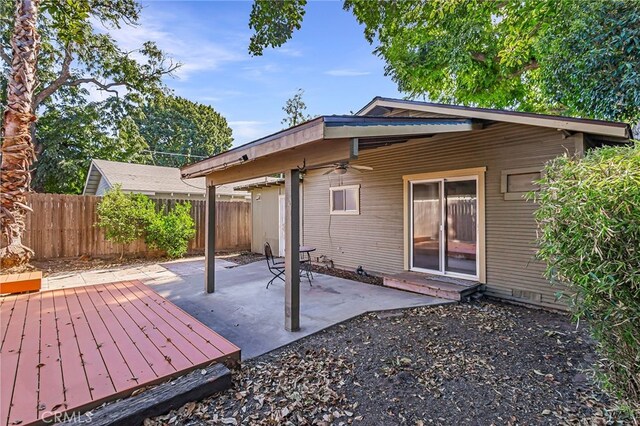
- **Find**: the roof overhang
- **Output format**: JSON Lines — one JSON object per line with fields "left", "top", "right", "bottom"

{"left": 358, "top": 97, "right": 632, "bottom": 139}
{"left": 181, "top": 116, "right": 475, "bottom": 181}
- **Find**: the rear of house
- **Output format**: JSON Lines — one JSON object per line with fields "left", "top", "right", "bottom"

{"left": 185, "top": 97, "right": 632, "bottom": 312}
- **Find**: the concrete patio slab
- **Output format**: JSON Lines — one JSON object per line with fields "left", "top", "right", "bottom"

{"left": 43, "top": 257, "right": 450, "bottom": 359}
{"left": 144, "top": 260, "right": 450, "bottom": 359}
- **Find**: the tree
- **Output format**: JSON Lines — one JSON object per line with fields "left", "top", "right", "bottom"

{"left": 248, "top": 0, "right": 640, "bottom": 123}
{"left": 539, "top": 1, "right": 640, "bottom": 123}
{"left": 0, "top": 0, "right": 176, "bottom": 266}
{"left": 248, "top": 0, "right": 307, "bottom": 57}
{"left": 33, "top": 99, "right": 149, "bottom": 194}
{"left": 145, "top": 202, "right": 196, "bottom": 259}
{"left": 96, "top": 185, "right": 155, "bottom": 259}
{"left": 281, "top": 88, "right": 312, "bottom": 127}
{"left": 1, "top": 0, "right": 40, "bottom": 268}
{"left": 135, "top": 94, "right": 233, "bottom": 168}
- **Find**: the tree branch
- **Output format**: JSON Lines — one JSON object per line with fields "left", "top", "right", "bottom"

{"left": 33, "top": 43, "right": 74, "bottom": 109}
{"left": 65, "top": 77, "right": 124, "bottom": 96}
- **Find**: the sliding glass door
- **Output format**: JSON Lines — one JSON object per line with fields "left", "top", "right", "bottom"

{"left": 411, "top": 177, "right": 478, "bottom": 279}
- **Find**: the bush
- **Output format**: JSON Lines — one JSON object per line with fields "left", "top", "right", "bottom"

{"left": 96, "top": 185, "right": 155, "bottom": 257}
{"left": 145, "top": 202, "right": 196, "bottom": 258}
{"left": 533, "top": 143, "right": 640, "bottom": 410}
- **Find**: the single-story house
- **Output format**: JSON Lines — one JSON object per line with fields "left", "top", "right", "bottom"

{"left": 83, "top": 159, "right": 259, "bottom": 200}
{"left": 182, "top": 97, "right": 633, "bottom": 330}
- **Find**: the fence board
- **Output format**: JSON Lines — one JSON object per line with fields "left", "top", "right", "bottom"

{"left": 23, "top": 194, "right": 251, "bottom": 260}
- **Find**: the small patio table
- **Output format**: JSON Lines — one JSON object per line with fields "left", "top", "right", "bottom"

{"left": 299, "top": 246, "right": 316, "bottom": 284}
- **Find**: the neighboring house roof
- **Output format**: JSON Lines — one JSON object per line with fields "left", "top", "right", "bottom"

{"left": 182, "top": 97, "right": 633, "bottom": 180}
{"left": 83, "top": 159, "right": 261, "bottom": 197}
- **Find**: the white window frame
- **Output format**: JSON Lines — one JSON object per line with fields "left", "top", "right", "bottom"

{"left": 329, "top": 184, "right": 360, "bottom": 215}
{"left": 403, "top": 167, "right": 487, "bottom": 284}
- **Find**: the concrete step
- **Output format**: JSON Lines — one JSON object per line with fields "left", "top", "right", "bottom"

{"left": 383, "top": 272, "right": 480, "bottom": 301}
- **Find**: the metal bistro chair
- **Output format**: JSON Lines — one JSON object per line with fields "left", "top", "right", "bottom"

{"left": 264, "top": 242, "right": 285, "bottom": 289}
{"left": 264, "top": 242, "right": 313, "bottom": 289}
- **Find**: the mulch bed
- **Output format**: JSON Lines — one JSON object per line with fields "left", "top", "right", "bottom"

{"left": 146, "top": 301, "right": 626, "bottom": 425}
{"left": 27, "top": 255, "right": 191, "bottom": 277}
{"left": 310, "top": 265, "right": 383, "bottom": 286}
{"left": 218, "top": 252, "right": 265, "bottom": 266}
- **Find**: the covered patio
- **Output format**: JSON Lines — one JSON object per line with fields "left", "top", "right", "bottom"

{"left": 145, "top": 259, "right": 449, "bottom": 359}
{"left": 181, "top": 115, "right": 478, "bottom": 331}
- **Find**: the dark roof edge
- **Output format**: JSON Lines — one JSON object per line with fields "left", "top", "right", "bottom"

{"left": 358, "top": 97, "right": 631, "bottom": 134}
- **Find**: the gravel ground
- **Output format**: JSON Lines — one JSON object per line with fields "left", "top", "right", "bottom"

{"left": 147, "top": 301, "right": 626, "bottom": 426}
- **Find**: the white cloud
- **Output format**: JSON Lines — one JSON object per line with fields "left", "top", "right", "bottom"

{"left": 325, "top": 69, "right": 371, "bottom": 77}
{"left": 92, "top": 11, "right": 246, "bottom": 81}
{"left": 275, "top": 47, "right": 303, "bottom": 57}
{"left": 228, "top": 120, "right": 273, "bottom": 145}
{"left": 241, "top": 63, "right": 281, "bottom": 80}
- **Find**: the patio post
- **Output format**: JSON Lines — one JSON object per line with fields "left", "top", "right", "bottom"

{"left": 284, "top": 168, "right": 300, "bottom": 331}
{"left": 205, "top": 185, "right": 216, "bottom": 293}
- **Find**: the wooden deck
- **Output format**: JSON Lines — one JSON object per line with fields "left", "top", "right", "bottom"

{"left": 0, "top": 280, "right": 240, "bottom": 426}
{"left": 384, "top": 271, "right": 481, "bottom": 301}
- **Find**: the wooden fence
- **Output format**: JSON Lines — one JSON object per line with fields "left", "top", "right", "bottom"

{"left": 24, "top": 194, "right": 251, "bottom": 260}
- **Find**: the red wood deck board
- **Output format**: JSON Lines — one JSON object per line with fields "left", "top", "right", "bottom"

{"left": 62, "top": 288, "right": 115, "bottom": 402}
{"left": 130, "top": 280, "right": 239, "bottom": 357}
{"left": 72, "top": 286, "right": 135, "bottom": 392}
{"left": 108, "top": 282, "right": 194, "bottom": 371}
{"left": 82, "top": 285, "right": 159, "bottom": 384}
{"left": 1, "top": 280, "right": 239, "bottom": 426}
{"left": 111, "top": 281, "right": 208, "bottom": 367}
{"left": 0, "top": 295, "right": 17, "bottom": 352}
{"left": 0, "top": 293, "right": 29, "bottom": 426}
{"left": 8, "top": 293, "right": 41, "bottom": 426}
{"left": 37, "top": 291, "right": 66, "bottom": 418}
{"left": 92, "top": 284, "right": 178, "bottom": 379}
{"left": 54, "top": 289, "right": 93, "bottom": 410}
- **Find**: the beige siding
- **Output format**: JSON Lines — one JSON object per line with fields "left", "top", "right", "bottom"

{"left": 250, "top": 186, "right": 282, "bottom": 255}
{"left": 302, "top": 122, "right": 574, "bottom": 310}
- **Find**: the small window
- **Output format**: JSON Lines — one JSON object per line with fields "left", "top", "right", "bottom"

{"left": 501, "top": 167, "right": 541, "bottom": 200}
{"left": 329, "top": 185, "right": 360, "bottom": 215}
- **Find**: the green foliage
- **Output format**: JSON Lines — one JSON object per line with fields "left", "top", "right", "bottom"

{"left": 96, "top": 187, "right": 196, "bottom": 259}
{"left": 136, "top": 94, "right": 233, "bottom": 167}
{"left": 96, "top": 185, "right": 155, "bottom": 253}
{"left": 32, "top": 92, "right": 234, "bottom": 193}
{"left": 248, "top": 0, "right": 640, "bottom": 122}
{"left": 248, "top": 0, "right": 307, "bottom": 56}
{"left": 1, "top": 0, "right": 175, "bottom": 110}
{"left": 533, "top": 143, "right": 640, "bottom": 408}
{"left": 33, "top": 99, "right": 149, "bottom": 194}
{"left": 281, "top": 88, "right": 312, "bottom": 127}
{"left": 539, "top": 1, "right": 640, "bottom": 122}
{"left": 145, "top": 202, "right": 196, "bottom": 258}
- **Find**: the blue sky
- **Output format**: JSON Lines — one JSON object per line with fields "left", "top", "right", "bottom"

{"left": 104, "top": 1, "right": 402, "bottom": 146}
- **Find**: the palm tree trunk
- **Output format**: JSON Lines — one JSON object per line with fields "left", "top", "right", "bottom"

{"left": 0, "top": 0, "right": 40, "bottom": 268}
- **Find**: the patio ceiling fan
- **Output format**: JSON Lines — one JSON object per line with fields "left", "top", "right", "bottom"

{"left": 320, "top": 162, "right": 373, "bottom": 175}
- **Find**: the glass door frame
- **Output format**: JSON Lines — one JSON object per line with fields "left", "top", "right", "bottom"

{"left": 409, "top": 175, "right": 480, "bottom": 281}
